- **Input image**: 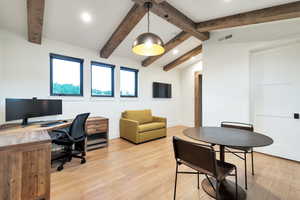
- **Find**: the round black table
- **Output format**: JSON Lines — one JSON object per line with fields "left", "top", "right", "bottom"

{"left": 183, "top": 127, "right": 273, "bottom": 200}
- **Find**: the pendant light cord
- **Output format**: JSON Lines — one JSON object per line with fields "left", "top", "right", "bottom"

{"left": 147, "top": 3, "right": 150, "bottom": 33}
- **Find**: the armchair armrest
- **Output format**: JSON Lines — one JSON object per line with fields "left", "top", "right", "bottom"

{"left": 152, "top": 116, "right": 167, "bottom": 123}
{"left": 120, "top": 118, "right": 139, "bottom": 143}
{"left": 120, "top": 118, "right": 139, "bottom": 126}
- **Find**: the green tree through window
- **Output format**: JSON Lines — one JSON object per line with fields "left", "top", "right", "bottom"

{"left": 91, "top": 62, "right": 115, "bottom": 97}
{"left": 50, "top": 54, "right": 83, "bottom": 96}
{"left": 120, "top": 67, "right": 138, "bottom": 97}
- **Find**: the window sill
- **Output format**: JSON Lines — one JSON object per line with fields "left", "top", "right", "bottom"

{"left": 48, "top": 96, "right": 86, "bottom": 102}
{"left": 89, "top": 97, "right": 116, "bottom": 102}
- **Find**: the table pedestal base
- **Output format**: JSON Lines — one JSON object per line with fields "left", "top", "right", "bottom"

{"left": 202, "top": 178, "right": 246, "bottom": 200}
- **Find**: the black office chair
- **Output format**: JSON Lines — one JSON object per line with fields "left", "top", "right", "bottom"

{"left": 51, "top": 113, "right": 90, "bottom": 171}
{"left": 221, "top": 121, "right": 254, "bottom": 189}
{"left": 172, "top": 136, "right": 238, "bottom": 200}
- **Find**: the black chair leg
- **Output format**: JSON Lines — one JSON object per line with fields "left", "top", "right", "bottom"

{"left": 251, "top": 151, "right": 254, "bottom": 175}
{"left": 244, "top": 152, "right": 248, "bottom": 190}
{"left": 197, "top": 172, "right": 200, "bottom": 189}
{"left": 235, "top": 167, "right": 238, "bottom": 200}
{"left": 173, "top": 163, "right": 178, "bottom": 200}
{"left": 57, "top": 156, "right": 68, "bottom": 171}
{"left": 216, "top": 180, "right": 221, "bottom": 200}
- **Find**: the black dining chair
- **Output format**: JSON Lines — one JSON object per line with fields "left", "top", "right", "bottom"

{"left": 221, "top": 121, "right": 254, "bottom": 189}
{"left": 172, "top": 136, "right": 238, "bottom": 200}
{"left": 50, "top": 113, "right": 90, "bottom": 171}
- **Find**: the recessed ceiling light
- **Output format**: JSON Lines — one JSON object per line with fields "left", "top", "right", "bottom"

{"left": 81, "top": 12, "right": 92, "bottom": 23}
{"left": 191, "top": 56, "right": 196, "bottom": 60}
{"left": 172, "top": 49, "right": 179, "bottom": 55}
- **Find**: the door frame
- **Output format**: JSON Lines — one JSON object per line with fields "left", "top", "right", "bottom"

{"left": 194, "top": 71, "right": 202, "bottom": 127}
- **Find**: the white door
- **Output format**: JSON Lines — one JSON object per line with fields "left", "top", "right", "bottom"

{"left": 251, "top": 42, "right": 300, "bottom": 162}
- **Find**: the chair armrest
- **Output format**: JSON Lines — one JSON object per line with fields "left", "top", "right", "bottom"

{"left": 51, "top": 129, "right": 75, "bottom": 142}
{"left": 152, "top": 116, "right": 167, "bottom": 123}
{"left": 120, "top": 118, "right": 139, "bottom": 142}
{"left": 53, "top": 129, "right": 68, "bottom": 134}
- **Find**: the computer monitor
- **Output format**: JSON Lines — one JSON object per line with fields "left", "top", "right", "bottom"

{"left": 5, "top": 98, "right": 62, "bottom": 125}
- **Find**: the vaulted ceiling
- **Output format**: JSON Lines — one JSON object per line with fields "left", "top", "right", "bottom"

{"left": 1, "top": 0, "right": 300, "bottom": 70}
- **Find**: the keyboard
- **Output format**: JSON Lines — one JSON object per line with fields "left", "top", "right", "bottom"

{"left": 41, "top": 121, "right": 64, "bottom": 127}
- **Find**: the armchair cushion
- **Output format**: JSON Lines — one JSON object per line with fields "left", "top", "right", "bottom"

{"left": 122, "top": 109, "right": 153, "bottom": 124}
{"left": 138, "top": 122, "right": 166, "bottom": 133}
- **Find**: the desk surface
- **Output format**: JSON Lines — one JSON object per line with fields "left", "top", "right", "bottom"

{"left": 0, "top": 117, "right": 107, "bottom": 150}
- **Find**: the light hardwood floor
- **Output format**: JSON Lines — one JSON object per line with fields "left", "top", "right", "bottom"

{"left": 51, "top": 126, "right": 300, "bottom": 200}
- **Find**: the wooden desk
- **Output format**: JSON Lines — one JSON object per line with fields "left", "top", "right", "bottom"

{"left": 85, "top": 117, "right": 109, "bottom": 150}
{"left": 0, "top": 116, "right": 109, "bottom": 200}
{"left": 0, "top": 129, "right": 51, "bottom": 200}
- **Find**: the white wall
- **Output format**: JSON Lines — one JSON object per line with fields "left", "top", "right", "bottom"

{"left": 0, "top": 30, "right": 182, "bottom": 139}
{"left": 250, "top": 42, "right": 300, "bottom": 161}
{"left": 180, "top": 61, "right": 203, "bottom": 126}
{"left": 201, "top": 30, "right": 300, "bottom": 127}
{"left": 178, "top": 26, "right": 300, "bottom": 128}
{"left": 202, "top": 42, "right": 251, "bottom": 126}
{"left": 0, "top": 35, "right": 4, "bottom": 122}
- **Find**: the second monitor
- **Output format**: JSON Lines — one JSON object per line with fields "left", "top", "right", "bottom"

{"left": 5, "top": 98, "right": 62, "bottom": 125}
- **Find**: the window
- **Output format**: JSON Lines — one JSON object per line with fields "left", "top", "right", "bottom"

{"left": 50, "top": 53, "right": 83, "bottom": 96}
{"left": 120, "top": 67, "right": 139, "bottom": 97}
{"left": 91, "top": 61, "right": 115, "bottom": 97}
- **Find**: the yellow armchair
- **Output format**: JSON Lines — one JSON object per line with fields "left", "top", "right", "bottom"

{"left": 153, "top": 116, "right": 167, "bottom": 123}
{"left": 120, "top": 110, "right": 167, "bottom": 144}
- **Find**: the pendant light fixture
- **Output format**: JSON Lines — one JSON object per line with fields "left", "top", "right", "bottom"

{"left": 132, "top": 2, "right": 165, "bottom": 56}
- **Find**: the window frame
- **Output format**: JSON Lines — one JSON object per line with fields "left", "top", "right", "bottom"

{"left": 120, "top": 66, "right": 139, "bottom": 98}
{"left": 50, "top": 53, "right": 84, "bottom": 97}
{"left": 91, "top": 61, "right": 115, "bottom": 98}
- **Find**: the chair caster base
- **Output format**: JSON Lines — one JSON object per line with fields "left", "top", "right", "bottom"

{"left": 57, "top": 165, "right": 64, "bottom": 171}
{"left": 81, "top": 159, "right": 86, "bottom": 164}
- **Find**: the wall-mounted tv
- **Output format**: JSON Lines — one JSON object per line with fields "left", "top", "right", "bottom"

{"left": 153, "top": 82, "right": 172, "bottom": 98}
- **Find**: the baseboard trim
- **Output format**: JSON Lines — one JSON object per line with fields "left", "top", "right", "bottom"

{"left": 254, "top": 151, "right": 300, "bottom": 164}
{"left": 120, "top": 136, "right": 167, "bottom": 145}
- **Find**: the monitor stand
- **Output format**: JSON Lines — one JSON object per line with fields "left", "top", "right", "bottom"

{"left": 21, "top": 118, "right": 29, "bottom": 126}
{"left": 21, "top": 118, "right": 43, "bottom": 126}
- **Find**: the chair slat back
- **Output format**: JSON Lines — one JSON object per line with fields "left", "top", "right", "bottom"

{"left": 173, "top": 136, "right": 217, "bottom": 176}
{"left": 221, "top": 121, "right": 254, "bottom": 132}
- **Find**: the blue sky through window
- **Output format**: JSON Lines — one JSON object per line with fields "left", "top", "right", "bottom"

{"left": 120, "top": 69, "right": 136, "bottom": 97}
{"left": 92, "top": 64, "right": 113, "bottom": 96}
{"left": 51, "top": 56, "right": 82, "bottom": 95}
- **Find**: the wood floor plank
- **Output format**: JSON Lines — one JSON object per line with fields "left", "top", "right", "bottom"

{"left": 51, "top": 126, "right": 300, "bottom": 200}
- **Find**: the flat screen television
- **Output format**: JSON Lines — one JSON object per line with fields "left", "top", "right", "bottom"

{"left": 5, "top": 98, "right": 62, "bottom": 125}
{"left": 153, "top": 82, "right": 172, "bottom": 98}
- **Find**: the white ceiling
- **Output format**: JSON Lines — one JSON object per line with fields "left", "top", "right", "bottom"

{"left": 0, "top": 0, "right": 300, "bottom": 69}
{"left": 170, "top": 0, "right": 300, "bottom": 21}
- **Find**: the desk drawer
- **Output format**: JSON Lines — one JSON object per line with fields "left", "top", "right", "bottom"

{"left": 86, "top": 120, "right": 108, "bottom": 135}
{"left": 86, "top": 118, "right": 107, "bottom": 124}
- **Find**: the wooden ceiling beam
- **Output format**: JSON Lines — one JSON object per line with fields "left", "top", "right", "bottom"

{"left": 100, "top": 3, "right": 147, "bottom": 58}
{"left": 27, "top": 0, "right": 45, "bottom": 44}
{"left": 132, "top": 0, "right": 209, "bottom": 41}
{"left": 153, "top": 0, "right": 165, "bottom": 3}
{"left": 142, "top": 31, "right": 191, "bottom": 67}
{"left": 163, "top": 45, "right": 202, "bottom": 71}
{"left": 196, "top": 1, "right": 300, "bottom": 32}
